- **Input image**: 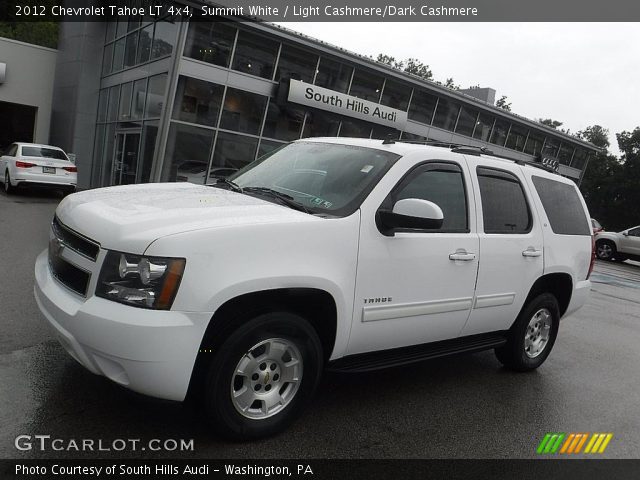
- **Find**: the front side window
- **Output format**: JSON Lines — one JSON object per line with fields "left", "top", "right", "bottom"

{"left": 628, "top": 227, "right": 640, "bottom": 237}
{"left": 477, "top": 167, "right": 531, "bottom": 234}
{"left": 228, "top": 142, "right": 400, "bottom": 216}
{"left": 389, "top": 162, "right": 468, "bottom": 232}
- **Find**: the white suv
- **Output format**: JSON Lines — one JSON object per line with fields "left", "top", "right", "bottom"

{"left": 34, "top": 138, "right": 594, "bottom": 439}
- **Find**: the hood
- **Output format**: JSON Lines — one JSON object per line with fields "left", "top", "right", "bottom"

{"left": 56, "top": 183, "right": 318, "bottom": 253}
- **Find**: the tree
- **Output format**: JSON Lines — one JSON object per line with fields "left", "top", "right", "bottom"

{"left": 0, "top": 22, "right": 58, "bottom": 49}
{"left": 577, "top": 125, "right": 610, "bottom": 149}
{"left": 376, "top": 53, "right": 433, "bottom": 81}
{"left": 444, "top": 77, "right": 459, "bottom": 90}
{"left": 496, "top": 95, "right": 512, "bottom": 111}
{"left": 537, "top": 118, "right": 564, "bottom": 129}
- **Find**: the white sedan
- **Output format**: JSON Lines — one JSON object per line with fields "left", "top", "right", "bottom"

{"left": 1, "top": 142, "right": 77, "bottom": 195}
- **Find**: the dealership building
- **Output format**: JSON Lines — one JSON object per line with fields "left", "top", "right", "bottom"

{"left": 2, "top": 6, "right": 600, "bottom": 189}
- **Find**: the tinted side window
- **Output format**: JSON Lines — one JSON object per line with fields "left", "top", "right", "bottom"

{"left": 477, "top": 167, "right": 531, "bottom": 234}
{"left": 532, "top": 176, "right": 590, "bottom": 236}
{"left": 392, "top": 163, "right": 468, "bottom": 232}
{"left": 628, "top": 227, "right": 640, "bottom": 237}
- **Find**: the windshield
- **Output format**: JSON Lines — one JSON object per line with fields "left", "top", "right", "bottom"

{"left": 21, "top": 146, "right": 68, "bottom": 161}
{"left": 228, "top": 142, "right": 400, "bottom": 216}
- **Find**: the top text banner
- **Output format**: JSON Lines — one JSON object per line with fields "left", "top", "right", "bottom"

{"left": 4, "top": 0, "right": 640, "bottom": 22}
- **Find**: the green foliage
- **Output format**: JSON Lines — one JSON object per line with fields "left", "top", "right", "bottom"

{"left": 0, "top": 22, "right": 58, "bottom": 49}
{"left": 580, "top": 126, "right": 640, "bottom": 231}
{"left": 496, "top": 95, "right": 512, "bottom": 111}
{"left": 537, "top": 118, "right": 564, "bottom": 129}
{"left": 376, "top": 53, "right": 433, "bottom": 80}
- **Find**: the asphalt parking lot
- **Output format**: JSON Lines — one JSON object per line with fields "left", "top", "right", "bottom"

{"left": 1, "top": 188, "right": 639, "bottom": 459}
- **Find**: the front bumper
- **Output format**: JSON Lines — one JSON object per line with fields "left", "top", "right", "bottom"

{"left": 34, "top": 250, "right": 212, "bottom": 401}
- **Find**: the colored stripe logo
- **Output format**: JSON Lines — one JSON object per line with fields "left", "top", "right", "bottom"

{"left": 537, "top": 433, "right": 613, "bottom": 454}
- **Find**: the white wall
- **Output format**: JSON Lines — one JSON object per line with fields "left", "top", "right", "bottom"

{"left": 0, "top": 37, "right": 57, "bottom": 145}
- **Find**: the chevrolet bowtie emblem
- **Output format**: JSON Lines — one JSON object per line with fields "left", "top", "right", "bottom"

{"left": 50, "top": 236, "right": 65, "bottom": 256}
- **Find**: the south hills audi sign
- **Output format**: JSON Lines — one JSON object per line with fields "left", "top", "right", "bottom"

{"left": 287, "top": 79, "right": 408, "bottom": 129}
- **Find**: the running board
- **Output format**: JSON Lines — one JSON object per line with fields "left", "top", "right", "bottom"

{"left": 327, "top": 332, "right": 508, "bottom": 373}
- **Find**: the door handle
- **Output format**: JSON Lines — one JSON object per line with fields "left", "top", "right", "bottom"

{"left": 522, "top": 248, "right": 542, "bottom": 258}
{"left": 449, "top": 249, "right": 476, "bottom": 261}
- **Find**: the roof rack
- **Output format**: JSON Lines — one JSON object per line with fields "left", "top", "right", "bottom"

{"left": 382, "top": 137, "right": 560, "bottom": 174}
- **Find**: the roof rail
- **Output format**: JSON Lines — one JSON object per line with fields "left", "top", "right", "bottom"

{"left": 388, "top": 138, "right": 560, "bottom": 174}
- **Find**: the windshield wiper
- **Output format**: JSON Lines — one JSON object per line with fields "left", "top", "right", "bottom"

{"left": 243, "top": 187, "right": 311, "bottom": 214}
{"left": 210, "top": 177, "right": 243, "bottom": 193}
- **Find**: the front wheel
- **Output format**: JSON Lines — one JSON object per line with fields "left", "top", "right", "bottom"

{"left": 204, "top": 312, "right": 323, "bottom": 439}
{"left": 495, "top": 293, "right": 560, "bottom": 371}
{"left": 596, "top": 240, "right": 616, "bottom": 261}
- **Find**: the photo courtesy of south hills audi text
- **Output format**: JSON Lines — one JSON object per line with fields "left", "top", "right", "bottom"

{"left": 2, "top": 0, "right": 640, "bottom": 478}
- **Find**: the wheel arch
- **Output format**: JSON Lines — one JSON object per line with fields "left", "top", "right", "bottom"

{"left": 187, "top": 287, "right": 338, "bottom": 399}
{"left": 522, "top": 273, "right": 573, "bottom": 319}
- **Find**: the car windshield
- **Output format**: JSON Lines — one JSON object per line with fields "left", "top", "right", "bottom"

{"left": 228, "top": 142, "right": 400, "bottom": 216}
{"left": 21, "top": 146, "right": 68, "bottom": 161}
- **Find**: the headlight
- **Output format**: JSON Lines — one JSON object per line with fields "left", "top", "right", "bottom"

{"left": 96, "top": 251, "right": 186, "bottom": 310}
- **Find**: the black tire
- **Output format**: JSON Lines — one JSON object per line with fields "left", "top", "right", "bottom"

{"left": 203, "top": 311, "right": 323, "bottom": 440}
{"left": 4, "top": 170, "right": 14, "bottom": 195}
{"left": 596, "top": 240, "right": 616, "bottom": 261}
{"left": 495, "top": 293, "right": 560, "bottom": 371}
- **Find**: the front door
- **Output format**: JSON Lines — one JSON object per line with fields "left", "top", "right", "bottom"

{"left": 112, "top": 131, "right": 140, "bottom": 185}
{"left": 347, "top": 160, "right": 480, "bottom": 355}
{"left": 620, "top": 226, "right": 640, "bottom": 256}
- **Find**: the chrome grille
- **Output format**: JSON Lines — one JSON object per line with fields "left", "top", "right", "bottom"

{"left": 52, "top": 216, "right": 100, "bottom": 261}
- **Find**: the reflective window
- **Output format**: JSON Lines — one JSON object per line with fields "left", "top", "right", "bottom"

{"left": 118, "top": 82, "right": 133, "bottom": 121}
{"left": 130, "top": 78, "right": 148, "bottom": 121}
{"left": 473, "top": 112, "right": 494, "bottom": 142}
{"left": 219, "top": 88, "right": 267, "bottom": 135}
{"left": 231, "top": 30, "right": 278, "bottom": 79}
{"left": 275, "top": 45, "right": 318, "bottom": 83}
{"left": 112, "top": 37, "right": 125, "bottom": 71}
{"left": 478, "top": 168, "right": 531, "bottom": 234}
{"left": 107, "top": 85, "right": 120, "bottom": 122}
{"left": 102, "top": 43, "right": 113, "bottom": 75}
{"left": 302, "top": 109, "right": 341, "bottom": 138}
{"left": 92, "top": 124, "right": 106, "bottom": 186}
{"left": 408, "top": 90, "right": 438, "bottom": 125}
{"left": 124, "top": 32, "right": 138, "bottom": 68}
{"left": 380, "top": 80, "right": 410, "bottom": 111}
{"left": 262, "top": 100, "right": 305, "bottom": 141}
{"left": 210, "top": 132, "right": 259, "bottom": 174}
{"left": 371, "top": 125, "right": 401, "bottom": 140}
{"left": 505, "top": 124, "right": 528, "bottom": 152}
{"left": 152, "top": 20, "right": 177, "bottom": 59}
{"left": 136, "top": 24, "right": 153, "bottom": 64}
{"left": 97, "top": 89, "right": 108, "bottom": 123}
{"left": 184, "top": 21, "right": 236, "bottom": 68}
{"left": 558, "top": 143, "right": 575, "bottom": 165}
{"left": 105, "top": 22, "right": 117, "bottom": 43}
{"left": 490, "top": 118, "right": 510, "bottom": 146}
{"left": 116, "top": 21, "right": 127, "bottom": 39}
{"left": 172, "top": 76, "right": 224, "bottom": 127}
{"left": 455, "top": 106, "right": 479, "bottom": 137}
{"left": 258, "top": 139, "right": 285, "bottom": 158}
{"left": 400, "top": 131, "right": 427, "bottom": 142}
{"left": 314, "top": 58, "right": 352, "bottom": 93}
{"left": 161, "top": 122, "right": 214, "bottom": 182}
{"left": 543, "top": 137, "right": 560, "bottom": 157}
{"left": 139, "top": 120, "right": 158, "bottom": 183}
{"left": 532, "top": 176, "right": 590, "bottom": 235}
{"left": 339, "top": 118, "right": 371, "bottom": 138}
{"left": 349, "top": 69, "right": 383, "bottom": 102}
{"left": 524, "top": 131, "right": 544, "bottom": 156}
{"left": 432, "top": 98, "right": 460, "bottom": 131}
{"left": 128, "top": 17, "right": 141, "bottom": 32}
{"left": 393, "top": 164, "right": 468, "bottom": 232}
{"left": 145, "top": 74, "right": 167, "bottom": 118}
{"left": 571, "top": 148, "right": 588, "bottom": 170}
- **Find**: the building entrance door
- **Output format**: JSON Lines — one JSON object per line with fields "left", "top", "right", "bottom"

{"left": 112, "top": 131, "right": 141, "bottom": 185}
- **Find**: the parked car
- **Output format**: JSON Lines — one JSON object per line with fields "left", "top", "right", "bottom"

{"left": 34, "top": 138, "right": 594, "bottom": 439}
{"left": 591, "top": 218, "right": 604, "bottom": 234}
{"left": 1, "top": 143, "right": 77, "bottom": 195}
{"left": 595, "top": 226, "right": 640, "bottom": 262}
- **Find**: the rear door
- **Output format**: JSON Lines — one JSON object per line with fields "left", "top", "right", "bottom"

{"left": 461, "top": 159, "right": 544, "bottom": 336}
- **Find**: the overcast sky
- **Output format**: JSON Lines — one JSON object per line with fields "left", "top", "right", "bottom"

{"left": 278, "top": 22, "right": 639, "bottom": 155}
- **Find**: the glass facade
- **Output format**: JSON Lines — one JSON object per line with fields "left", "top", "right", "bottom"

{"left": 90, "top": 18, "right": 596, "bottom": 188}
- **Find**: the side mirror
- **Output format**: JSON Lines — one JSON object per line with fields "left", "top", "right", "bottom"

{"left": 377, "top": 198, "right": 444, "bottom": 236}
{"left": 622, "top": 231, "right": 629, "bottom": 236}
{"left": 67, "top": 153, "right": 76, "bottom": 164}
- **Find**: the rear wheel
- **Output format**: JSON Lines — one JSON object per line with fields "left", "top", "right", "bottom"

{"left": 203, "top": 311, "right": 323, "bottom": 439}
{"left": 495, "top": 293, "right": 559, "bottom": 371}
{"left": 4, "top": 170, "right": 14, "bottom": 194}
{"left": 596, "top": 240, "right": 616, "bottom": 261}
